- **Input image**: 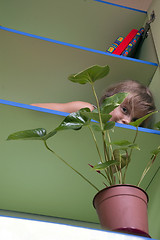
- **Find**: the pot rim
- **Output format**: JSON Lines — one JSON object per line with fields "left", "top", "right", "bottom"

{"left": 93, "top": 184, "right": 149, "bottom": 208}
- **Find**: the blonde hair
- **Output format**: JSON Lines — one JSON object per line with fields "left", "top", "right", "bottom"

{"left": 100, "top": 80, "right": 156, "bottom": 127}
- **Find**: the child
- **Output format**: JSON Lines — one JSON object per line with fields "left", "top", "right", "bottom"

{"left": 31, "top": 80, "right": 156, "bottom": 128}
{"left": 99, "top": 80, "right": 156, "bottom": 127}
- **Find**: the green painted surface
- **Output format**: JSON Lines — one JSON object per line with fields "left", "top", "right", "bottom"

{"left": 0, "top": 0, "right": 146, "bottom": 52}
{"left": 0, "top": 0, "right": 158, "bottom": 63}
{"left": 148, "top": 169, "right": 160, "bottom": 239}
{"left": 147, "top": 1, "right": 160, "bottom": 238}
{"left": 0, "top": 29, "right": 158, "bottom": 105}
{"left": 0, "top": 103, "right": 160, "bottom": 232}
{"left": 148, "top": 0, "right": 160, "bottom": 63}
{"left": 149, "top": 67, "right": 160, "bottom": 123}
{"left": 0, "top": 0, "right": 160, "bottom": 238}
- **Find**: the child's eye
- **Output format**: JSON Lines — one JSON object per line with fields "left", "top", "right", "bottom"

{"left": 121, "top": 106, "right": 128, "bottom": 114}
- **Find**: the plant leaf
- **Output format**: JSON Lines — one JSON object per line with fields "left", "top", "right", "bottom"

{"left": 101, "top": 114, "right": 112, "bottom": 124}
{"left": 110, "top": 140, "right": 140, "bottom": 150}
{"left": 104, "top": 121, "right": 115, "bottom": 130}
{"left": 121, "top": 143, "right": 140, "bottom": 151}
{"left": 91, "top": 124, "right": 101, "bottom": 131}
{"left": 55, "top": 108, "right": 91, "bottom": 131}
{"left": 101, "top": 104, "right": 117, "bottom": 115}
{"left": 68, "top": 65, "right": 110, "bottom": 84}
{"left": 100, "top": 92, "right": 128, "bottom": 113}
{"left": 151, "top": 146, "right": 160, "bottom": 156}
{"left": 112, "top": 149, "right": 131, "bottom": 172}
{"left": 42, "top": 129, "right": 57, "bottom": 140}
{"left": 7, "top": 128, "right": 47, "bottom": 140}
{"left": 129, "top": 111, "right": 157, "bottom": 128}
{"left": 112, "top": 140, "right": 131, "bottom": 146}
{"left": 93, "top": 161, "right": 119, "bottom": 170}
{"left": 82, "top": 111, "right": 112, "bottom": 124}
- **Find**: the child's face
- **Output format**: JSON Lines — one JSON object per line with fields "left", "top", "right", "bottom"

{"left": 110, "top": 97, "right": 145, "bottom": 125}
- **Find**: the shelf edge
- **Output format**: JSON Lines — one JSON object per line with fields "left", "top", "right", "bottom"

{"left": 93, "top": 0, "right": 147, "bottom": 13}
{"left": 0, "top": 26, "right": 158, "bottom": 67}
{"left": 1, "top": 99, "right": 160, "bottom": 135}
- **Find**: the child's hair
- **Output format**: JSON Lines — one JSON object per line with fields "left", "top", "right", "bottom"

{"left": 99, "top": 80, "right": 156, "bottom": 127}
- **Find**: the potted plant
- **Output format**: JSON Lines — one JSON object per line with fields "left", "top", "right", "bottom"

{"left": 7, "top": 65, "right": 160, "bottom": 237}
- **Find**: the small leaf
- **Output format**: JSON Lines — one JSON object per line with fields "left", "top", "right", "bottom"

{"left": 68, "top": 65, "right": 110, "bottom": 84}
{"left": 129, "top": 111, "right": 157, "bottom": 128}
{"left": 101, "top": 104, "right": 117, "bottom": 115}
{"left": 104, "top": 121, "right": 115, "bottom": 130}
{"left": 101, "top": 114, "right": 112, "bottom": 124}
{"left": 88, "top": 164, "right": 101, "bottom": 173}
{"left": 113, "top": 149, "right": 121, "bottom": 162}
{"left": 101, "top": 92, "right": 128, "bottom": 110}
{"left": 124, "top": 143, "right": 140, "bottom": 150}
{"left": 111, "top": 149, "right": 131, "bottom": 173}
{"left": 93, "top": 161, "right": 119, "bottom": 170}
{"left": 151, "top": 146, "right": 160, "bottom": 156}
{"left": 113, "top": 149, "right": 130, "bottom": 166}
{"left": 112, "top": 140, "right": 131, "bottom": 146}
{"left": 111, "top": 140, "right": 140, "bottom": 150}
{"left": 7, "top": 128, "right": 47, "bottom": 140}
{"left": 91, "top": 124, "right": 101, "bottom": 131}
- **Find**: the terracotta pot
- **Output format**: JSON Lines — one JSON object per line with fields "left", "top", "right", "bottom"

{"left": 93, "top": 184, "right": 151, "bottom": 238}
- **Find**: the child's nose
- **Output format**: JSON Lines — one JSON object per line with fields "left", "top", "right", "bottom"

{"left": 118, "top": 116, "right": 131, "bottom": 125}
{"left": 121, "top": 118, "right": 130, "bottom": 124}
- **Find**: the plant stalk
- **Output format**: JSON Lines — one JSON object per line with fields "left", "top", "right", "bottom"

{"left": 88, "top": 126, "right": 112, "bottom": 185}
{"left": 137, "top": 155, "right": 157, "bottom": 187}
{"left": 43, "top": 140, "right": 100, "bottom": 191}
{"left": 91, "top": 83, "right": 113, "bottom": 184}
{"left": 91, "top": 84, "right": 109, "bottom": 161}
{"left": 88, "top": 125, "right": 104, "bottom": 164}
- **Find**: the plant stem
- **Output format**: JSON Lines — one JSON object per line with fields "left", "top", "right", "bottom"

{"left": 91, "top": 83, "right": 112, "bottom": 183}
{"left": 129, "top": 127, "right": 138, "bottom": 159}
{"left": 118, "top": 155, "right": 122, "bottom": 184}
{"left": 137, "top": 155, "right": 156, "bottom": 187}
{"left": 145, "top": 165, "right": 160, "bottom": 191}
{"left": 88, "top": 126, "right": 112, "bottom": 185}
{"left": 88, "top": 125, "right": 104, "bottom": 163}
{"left": 106, "top": 130, "right": 115, "bottom": 184}
{"left": 122, "top": 151, "right": 129, "bottom": 184}
{"left": 43, "top": 140, "right": 100, "bottom": 192}
{"left": 91, "top": 84, "right": 108, "bottom": 159}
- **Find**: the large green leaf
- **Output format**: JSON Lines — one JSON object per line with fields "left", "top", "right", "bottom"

{"left": 129, "top": 111, "right": 157, "bottom": 128}
{"left": 7, "top": 128, "right": 47, "bottom": 140}
{"left": 68, "top": 65, "right": 110, "bottom": 84}
{"left": 81, "top": 110, "right": 112, "bottom": 124}
{"left": 55, "top": 108, "right": 91, "bottom": 131}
